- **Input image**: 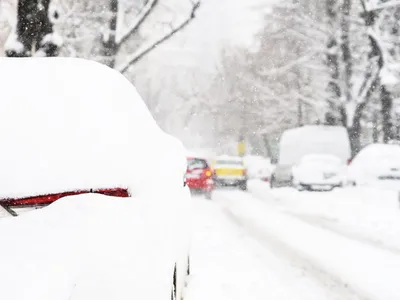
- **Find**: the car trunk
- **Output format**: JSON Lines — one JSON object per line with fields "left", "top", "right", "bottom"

{"left": 215, "top": 168, "right": 244, "bottom": 177}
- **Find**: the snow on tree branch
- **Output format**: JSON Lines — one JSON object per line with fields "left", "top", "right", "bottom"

{"left": 117, "top": 0, "right": 200, "bottom": 73}
{"left": 363, "top": 0, "right": 400, "bottom": 11}
{"left": 116, "top": 0, "right": 158, "bottom": 45}
{"left": 258, "top": 54, "right": 316, "bottom": 77}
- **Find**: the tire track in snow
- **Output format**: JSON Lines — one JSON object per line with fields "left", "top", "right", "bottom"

{"left": 249, "top": 183, "right": 400, "bottom": 256}
{"left": 215, "top": 190, "right": 370, "bottom": 300}
{"left": 288, "top": 213, "right": 400, "bottom": 256}
{"left": 187, "top": 195, "right": 365, "bottom": 300}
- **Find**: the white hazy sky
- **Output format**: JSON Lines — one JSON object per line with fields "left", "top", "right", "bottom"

{"left": 147, "top": 0, "right": 276, "bottom": 69}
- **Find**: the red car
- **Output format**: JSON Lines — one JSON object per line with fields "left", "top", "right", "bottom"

{"left": 186, "top": 157, "right": 214, "bottom": 199}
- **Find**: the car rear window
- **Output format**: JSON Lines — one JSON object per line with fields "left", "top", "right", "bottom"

{"left": 216, "top": 160, "right": 243, "bottom": 166}
{"left": 187, "top": 158, "right": 208, "bottom": 169}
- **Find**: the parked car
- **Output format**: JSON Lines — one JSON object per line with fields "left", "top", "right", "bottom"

{"left": 270, "top": 125, "right": 351, "bottom": 188}
{"left": 0, "top": 58, "right": 190, "bottom": 300}
{"left": 212, "top": 155, "right": 248, "bottom": 190}
{"left": 292, "top": 154, "right": 346, "bottom": 191}
{"left": 186, "top": 156, "right": 214, "bottom": 199}
{"left": 243, "top": 155, "right": 273, "bottom": 182}
{"left": 347, "top": 143, "right": 400, "bottom": 189}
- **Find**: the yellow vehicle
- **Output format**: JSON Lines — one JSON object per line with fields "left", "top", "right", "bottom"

{"left": 212, "top": 155, "right": 247, "bottom": 190}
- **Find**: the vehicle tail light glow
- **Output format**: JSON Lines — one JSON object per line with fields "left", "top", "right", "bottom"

{"left": 0, "top": 187, "right": 129, "bottom": 207}
{"left": 205, "top": 170, "right": 212, "bottom": 177}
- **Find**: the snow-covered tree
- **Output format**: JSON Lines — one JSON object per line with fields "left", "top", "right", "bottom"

{"left": 50, "top": 0, "right": 200, "bottom": 71}
{"left": 5, "top": 0, "right": 62, "bottom": 57}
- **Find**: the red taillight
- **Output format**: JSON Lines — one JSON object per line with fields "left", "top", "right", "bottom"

{"left": 205, "top": 169, "right": 213, "bottom": 178}
{"left": 243, "top": 169, "right": 247, "bottom": 176}
{"left": 0, "top": 188, "right": 129, "bottom": 207}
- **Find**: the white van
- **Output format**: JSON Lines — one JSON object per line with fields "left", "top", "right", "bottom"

{"left": 270, "top": 125, "right": 351, "bottom": 188}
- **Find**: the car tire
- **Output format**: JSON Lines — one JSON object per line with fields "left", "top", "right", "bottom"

{"left": 239, "top": 182, "right": 247, "bottom": 191}
{"left": 187, "top": 256, "right": 191, "bottom": 276}
{"left": 171, "top": 266, "right": 177, "bottom": 300}
{"left": 205, "top": 191, "right": 212, "bottom": 200}
{"left": 270, "top": 176, "right": 275, "bottom": 189}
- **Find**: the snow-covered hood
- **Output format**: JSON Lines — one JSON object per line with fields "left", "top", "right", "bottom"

{"left": 294, "top": 162, "right": 341, "bottom": 175}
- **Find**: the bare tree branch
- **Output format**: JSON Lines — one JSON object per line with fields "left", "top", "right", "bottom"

{"left": 364, "top": 0, "right": 400, "bottom": 11}
{"left": 117, "top": 1, "right": 200, "bottom": 73}
{"left": 116, "top": 0, "right": 158, "bottom": 46}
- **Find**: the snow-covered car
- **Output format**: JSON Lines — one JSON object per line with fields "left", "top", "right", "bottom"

{"left": 347, "top": 143, "right": 400, "bottom": 189}
{"left": 270, "top": 125, "right": 351, "bottom": 188}
{"left": 291, "top": 154, "right": 346, "bottom": 191}
{"left": 186, "top": 156, "right": 214, "bottom": 199}
{"left": 212, "top": 155, "right": 247, "bottom": 190}
{"left": 0, "top": 58, "right": 190, "bottom": 300}
{"left": 243, "top": 155, "right": 273, "bottom": 182}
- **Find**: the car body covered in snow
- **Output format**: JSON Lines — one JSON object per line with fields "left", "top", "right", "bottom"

{"left": 292, "top": 154, "right": 346, "bottom": 191}
{"left": 271, "top": 125, "right": 351, "bottom": 188}
{"left": 212, "top": 155, "right": 247, "bottom": 190}
{"left": 243, "top": 155, "right": 273, "bottom": 182}
{"left": 186, "top": 156, "right": 214, "bottom": 199}
{"left": 0, "top": 58, "right": 190, "bottom": 300}
{"left": 347, "top": 143, "right": 400, "bottom": 190}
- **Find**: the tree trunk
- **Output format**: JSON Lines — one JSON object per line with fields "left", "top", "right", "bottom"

{"left": 341, "top": 0, "right": 352, "bottom": 104}
{"left": 372, "top": 112, "right": 379, "bottom": 143}
{"left": 381, "top": 84, "right": 393, "bottom": 143}
{"left": 348, "top": 103, "right": 366, "bottom": 157}
{"left": 360, "top": 7, "right": 394, "bottom": 144}
{"left": 6, "top": 0, "right": 60, "bottom": 57}
{"left": 101, "top": 0, "right": 119, "bottom": 68}
{"left": 325, "top": 0, "right": 341, "bottom": 123}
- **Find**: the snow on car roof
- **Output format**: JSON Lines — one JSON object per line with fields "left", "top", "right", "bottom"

{"left": 301, "top": 154, "right": 342, "bottom": 162}
{"left": 215, "top": 155, "right": 243, "bottom": 161}
{"left": 359, "top": 143, "right": 400, "bottom": 155}
{"left": 0, "top": 58, "right": 186, "bottom": 199}
{"left": 354, "top": 143, "right": 400, "bottom": 163}
{"left": 279, "top": 125, "right": 351, "bottom": 164}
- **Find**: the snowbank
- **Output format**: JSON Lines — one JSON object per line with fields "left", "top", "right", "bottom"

{"left": 0, "top": 58, "right": 187, "bottom": 200}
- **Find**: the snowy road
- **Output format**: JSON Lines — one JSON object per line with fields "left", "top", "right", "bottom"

{"left": 186, "top": 183, "right": 400, "bottom": 300}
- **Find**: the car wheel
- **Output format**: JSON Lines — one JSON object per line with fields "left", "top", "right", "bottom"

{"left": 270, "top": 176, "right": 275, "bottom": 188}
{"left": 171, "top": 266, "right": 177, "bottom": 300}
{"left": 205, "top": 191, "right": 212, "bottom": 200}
{"left": 239, "top": 182, "right": 247, "bottom": 191}
{"left": 187, "top": 256, "right": 191, "bottom": 276}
